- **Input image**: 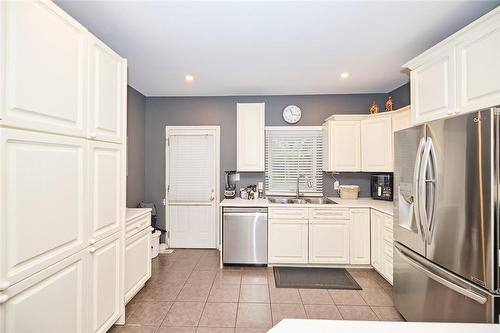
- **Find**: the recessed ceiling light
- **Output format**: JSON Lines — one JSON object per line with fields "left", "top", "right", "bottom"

{"left": 340, "top": 72, "right": 349, "bottom": 79}
{"left": 185, "top": 74, "right": 194, "bottom": 82}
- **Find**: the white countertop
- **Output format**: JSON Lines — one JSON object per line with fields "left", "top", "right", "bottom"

{"left": 126, "top": 208, "right": 152, "bottom": 222}
{"left": 220, "top": 197, "right": 394, "bottom": 215}
{"left": 268, "top": 319, "right": 500, "bottom": 333}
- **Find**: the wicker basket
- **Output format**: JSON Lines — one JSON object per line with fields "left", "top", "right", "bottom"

{"left": 339, "top": 185, "right": 360, "bottom": 199}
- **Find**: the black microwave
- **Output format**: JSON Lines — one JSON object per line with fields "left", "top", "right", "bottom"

{"left": 371, "top": 174, "right": 393, "bottom": 201}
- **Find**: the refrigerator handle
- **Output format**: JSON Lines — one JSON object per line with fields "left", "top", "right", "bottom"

{"left": 426, "top": 138, "right": 439, "bottom": 242}
{"left": 413, "top": 137, "right": 427, "bottom": 242}
{"left": 418, "top": 138, "right": 432, "bottom": 244}
{"left": 394, "top": 244, "right": 488, "bottom": 305}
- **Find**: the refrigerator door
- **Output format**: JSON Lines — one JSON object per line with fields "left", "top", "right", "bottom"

{"left": 424, "top": 110, "right": 497, "bottom": 292}
{"left": 394, "top": 125, "right": 426, "bottom": 256}
{"left": 394, "top": 242, "right": 498, "bottom": 323}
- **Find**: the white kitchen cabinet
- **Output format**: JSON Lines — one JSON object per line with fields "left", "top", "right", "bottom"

{"left": 361, "top": 115, "right": 393, "bottom": 172}
{"left": 409, "top": 48, "right": 456, "bottom": 125}
{"left": 268, "top": 219, "right": 308, "bottom": 264}
{"left": 322, "top": 120, "right": 361, "bottom": 172}
{"left": 88, "top": 34, "right": 127, "bottom": 143}
{"left": 349, "top": 209, "right": 371, "bottom": 265}
{"left": 125, "top": 226, "right": 152, "bottom": 304}
{"left": 0, "top": 249, "right": 89, "bottom": 333}
{"left": 370, "top": 209, "right": 393, "bottom": 284}
{"left": 237, "top": 103, "right": 265, "bottom": 172}
{"left": 89, "top": 232, "right": 121, "bottom": 333}
{"left": 0, "top": 1, "right": 88, "bottom": 137}
{"left": 0, "top": 128, "right": 88, "bottom": 287}
{"left": 89, "top": 141, "right": 123, "bottom": 243}
{"left": 309, "top": 219, "right": 350, "bottom": 264}
{"left": 456, "top": 14, "right": 500, "bottom": 113}
{"left": 370, "top": 210, "right": 384, "bottom": 273}
{"left": 391, "top": 106, "right": 411, "bottom": 133}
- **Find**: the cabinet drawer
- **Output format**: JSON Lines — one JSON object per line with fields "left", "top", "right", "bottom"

{"left": 383, "top": 214, "right": 393, "bottom": 230}
{"left": 383, "top": 256, "right": 394, "bottom": 284}
{"left": 269, "top": 207, "right": 308, "bottom": 220}
{"left": 309, "top": 208, "right": 350, "bottom": 220}
{"left": 384, "top": 240, "right": 393, "bottom": 259}
{"left": 383, "top": 226, "right": 393, "bottom": 243}
{"left": 125, "top": 214, "right": 151, "bottom": 239}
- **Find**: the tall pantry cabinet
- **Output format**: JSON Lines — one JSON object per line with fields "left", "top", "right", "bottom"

{"left": 0, "top": 1, "right": 128, "bottom": 333}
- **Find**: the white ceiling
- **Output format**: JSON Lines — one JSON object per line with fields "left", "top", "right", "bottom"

{"left": 57, "top": 1, "right": 499, "bottom": 97}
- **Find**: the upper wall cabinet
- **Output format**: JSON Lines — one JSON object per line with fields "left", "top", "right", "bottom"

{"left": 322, "top": 120, "right": 361, "bottom": 172}
{"left": 405, "top": 7, "right": 500, "bottom": 124}
{"left": 361, "top": 115, "right": 392, "bottom": 172}
{"left": 0, "top": 1, "right": 88, "bottom": 136}
{"left": 237, "top": 103, "right": 265, "bottom": 172}
{"left": 409, "top": 48, "right": 456, "bottom": 124}
{"left": 88, "top": 35, "right": 127, "bottom": 143}
{"left": 456, "top": 13, "right": 500, "bottom": 113}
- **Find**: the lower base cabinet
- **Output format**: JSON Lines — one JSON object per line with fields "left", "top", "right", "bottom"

{"left": 309, "top": 220, "right": 350, "bottom": 264}
{"left": 371, "top": 209, "right": 394, "bottom": 284}
{"left": 125, "top": 227, "right": 152, "bottom": 304}
{"left": 90, "top": 232, "right": 121, "bottom": 333}
{"left": 0, "top": 249, "right": 89, "bottom": 333}
{"left": 268, "top": 219, "right": 308, "bottom": 264}
{"left": 349, "top": 208, "right": 371, "bottom": 264}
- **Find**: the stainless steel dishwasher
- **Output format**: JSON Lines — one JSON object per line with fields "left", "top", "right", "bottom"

{"left": 222, "top": 207, "right": 268, "bottom": 265}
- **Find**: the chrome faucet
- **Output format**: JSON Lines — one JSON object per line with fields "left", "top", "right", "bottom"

{"left": 296, "top": 174, "right": 312, "bottom": 198}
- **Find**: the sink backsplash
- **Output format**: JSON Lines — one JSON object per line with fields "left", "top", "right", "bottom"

{"left": 234, "top": 172, "right": 372, "bottom": 198}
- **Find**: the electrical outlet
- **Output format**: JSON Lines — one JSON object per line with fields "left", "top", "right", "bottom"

{"left": 333, "top": 180, "right": 340, "bottom": 190}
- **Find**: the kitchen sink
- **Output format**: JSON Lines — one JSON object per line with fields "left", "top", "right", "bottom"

{"left": 267, "top": 197, "right": 337, "bottom": 204}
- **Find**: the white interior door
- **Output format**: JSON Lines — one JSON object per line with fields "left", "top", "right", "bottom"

{"left": 166, "top": 127, "right": 219, "bottom": 248}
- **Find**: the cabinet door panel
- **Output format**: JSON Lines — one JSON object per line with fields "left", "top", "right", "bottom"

{"left": 331, "top": 121, "right": 361, "bottom": 171}
{"left": 90, "top": 233, "right": 121, "bottom": 333}
{"left": 89, "top": 141, "right": 123, "bottom": 242}
{"left": 125, "top": 227, "right": 151, "bottom": 304}
{"left": 0, "top": 128, "right": 88, "bottom": 286}
{"left": 457, "top": 18, "right": 500, "bottom": 113}
{"left": 349, "top": 209, "right": 371, "bottom": 265}
{"left": 0, "top": 250, "right": 88, "bottom": 333}
{"left": 237, "top": 103, "right": 265, "bottom": 171}
{"left": 268, "top": 221, "right": 308, "bottom": 264}
{"left": 411, "top": 48, "right": 456, "bottom": 125}
{"left": 88, "top": 35, "right": 126, "bottom": 143}
{"left": 361, "top": 116, "right": 392, "bottom": 172}
{"left": 309, "top": 220, "right": 349, "bottom": 264}
{"left": 1, "top": 1, "right": 87, "bottom": 136}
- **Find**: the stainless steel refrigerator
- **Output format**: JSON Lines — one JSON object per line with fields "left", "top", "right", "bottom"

{"left": 393, "top": 108, "right": 500, "bottom": 323}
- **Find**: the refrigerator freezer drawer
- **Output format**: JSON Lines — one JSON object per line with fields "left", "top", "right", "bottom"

{"left": 394, "top": 243, "right": 499, "bottom": 323}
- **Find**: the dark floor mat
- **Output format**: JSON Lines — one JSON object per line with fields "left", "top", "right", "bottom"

{"left": 273, "top": 266, "right": 361, "bottom": 290}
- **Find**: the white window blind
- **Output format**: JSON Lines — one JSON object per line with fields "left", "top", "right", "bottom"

{"left": 265, "top": 127, "right": 323, "bottom": 196}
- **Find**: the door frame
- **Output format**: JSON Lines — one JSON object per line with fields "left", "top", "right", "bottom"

{"left": 165, "top": 126, "right": 220, "bottom": 249}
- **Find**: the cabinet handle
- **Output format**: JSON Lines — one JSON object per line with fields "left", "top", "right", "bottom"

{"left": 0, "top": 281, "right": 10, "bottom": 291}
{"left": 89, "top": 246, "right": 97, "bottom": 253}
{"left": 0, "top": 294, "right": 8, "bottom": 304}
{"left": 88, "top": 133, "right": 97, "bottom": 139}
{"left": 136, "top": 223, "right": 142, "bottom": 229}
{"left": 89, "top": 238, "right": 96, "bottom": 245}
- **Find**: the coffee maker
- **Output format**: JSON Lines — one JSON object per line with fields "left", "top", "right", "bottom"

{"left": 224, "top": 171, "right": 237, "bottom": 199}
{"left": 370, "top": 173, "right": 393, "bottom": 201}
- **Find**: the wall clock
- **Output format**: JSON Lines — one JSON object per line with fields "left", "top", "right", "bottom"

{"left": 283, "top": 105, "right": 302, "bottom": 124}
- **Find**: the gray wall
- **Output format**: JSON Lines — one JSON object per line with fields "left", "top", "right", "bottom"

{"left": 144, "top": 93, "right": 392, "bottom": 231}
{"left": 388, "top": 82, "right": 410, "bottom": 110}
{"left": 126, "top": 86, "right": 146, "bottom": 207}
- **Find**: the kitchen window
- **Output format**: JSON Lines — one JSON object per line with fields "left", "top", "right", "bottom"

{"left": 265, "top": 127, "right": 323, "bottom": 196}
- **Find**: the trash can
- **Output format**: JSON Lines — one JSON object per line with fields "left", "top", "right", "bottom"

{"left": 151, "top": 230, "right": 161, "bottom": 258}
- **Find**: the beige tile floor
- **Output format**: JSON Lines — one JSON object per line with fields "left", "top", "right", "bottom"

{"left": 108, "top": 249, "right": 403, "bottom": 333}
